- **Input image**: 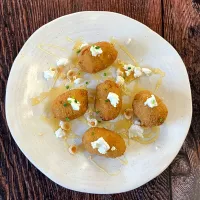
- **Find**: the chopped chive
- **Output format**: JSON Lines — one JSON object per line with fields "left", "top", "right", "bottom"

{"left": 68, "top": 100, "right": 72, "bottom": 104}
{"left": 159, "top": 118, "right": 164, "bottom": 123}
{"left": 103, "top": 72, "right": 107, "bottom": 76}
{"left": 74, "top": 99, "right": 78, "bottom": 103}
{"left": 98, "top": 120, "right": 101, "bottom": 123}
{"left": 85, "top": 81, "right": 89, "bottom": 85}
{"left": 63, "top": 103, "right": 67, "bottom": 107}
{"left": 128, "top": 67, "right": 131, "bottom": 70}
{"left": 95, "top": 46, "right": 100, "bottom": 49}
{"left": 66, "top": 117, "right": 70, "bottom": 121}
{"left": 96, "top": 110, "right": 100, "bottom": 114}
{"left": 91, "top": 132, "right": 95, "bottom": 136}
{"left": 76, "top": 49, "right": 81, "bottom": 54}
{"left": 152, "top": 100, "right": 155, "bottom": 104}
{"left": 66, "top": 85, "right": 69, "bottom": 89}
{"left": 105, "top": 99, "right": 109, "bottom": 102}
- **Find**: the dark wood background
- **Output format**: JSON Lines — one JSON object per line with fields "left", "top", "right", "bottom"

{"left": 0, "top": 0, "right": 200, "bottom": 199}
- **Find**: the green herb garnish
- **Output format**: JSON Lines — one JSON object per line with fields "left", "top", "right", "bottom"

{"left": 91, "top": 132, "right": 95, "bottom": 136}
{"left": 105, "top": 99, "right": 109, "bottom": 102}
{"left": 95, "top": 46, "right": 100, "bottom": 49}
{"left": 85, "top": 81, "right": 89, "bottom": 85}
{"left": 66, "top": 117, "right": 70, "bottom": 121}
{"left": 128, "top": 67, "right": 131, "bottom": 70}
{"left": 66, "top": 85, "right": 69, "bottom": 89}
{"left": 67, "top": 100, "right": 72, "bottom": 104}
{"left": 74, "top": 99, "right": 78, "bottom": 103}
{"left": 159, "top": 118, "right": 164, "bottom": 123}
{"left": 98, "top": 120, "right": 101, "bottom": 123}
{"left": 96, "top": 110, "right": 100, "bottom": 114}
{"left": 103, "top": 72, "right": 107, "bottom": 76}
{"left": 76, "top": 49, "right": 81, "bottom": 54}
{"left": 63, "top": 103, "right": 68, "bottom": 107}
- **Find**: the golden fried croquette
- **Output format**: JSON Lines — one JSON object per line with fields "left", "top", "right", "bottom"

{"left": 95, "top": 80, "right": 122, "bottom": 121}
{"left": 82, "top": 127, "right": 126, "bottom": 158}
{"left": 52, "top": 89, "right": 88, "bottom": 121}
{"left": 132, "top": 90, "right": 168, "bottom": 127}
{"left": 78, "top": 41, "right": 118, "bottom": 73}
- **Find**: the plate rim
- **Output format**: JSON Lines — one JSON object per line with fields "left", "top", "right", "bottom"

{"left": 5, "top": 11, "right": 193, "bottom": 194}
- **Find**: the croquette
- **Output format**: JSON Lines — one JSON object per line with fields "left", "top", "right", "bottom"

{"left": 132, "top": 90, "right": 168, "bottom": 127}
{"left": 52, "top": 89, "right": 88, "bottom": 121}
{"left": 78, "top": 41, "right": 118, "bottom": 73}
{"left": 95, "top": 80, "right": 122, "bottom": 121}
{"left": 82, "top": 127, "right": 126, "bottom": 158}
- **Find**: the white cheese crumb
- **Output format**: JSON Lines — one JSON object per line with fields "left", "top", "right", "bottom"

{"left": 134, "top": 67, "right": 142, "bottom": 78}
{"left": 91, "top": 137, "right": 110, "bottom": 154}
{"left": 74, "top": 78, "right": 83, "bottom": 85}
{"left": 128, "top": 124, "right": 144, "bottom": 139}
{"left": 80, "top": 42, "right": 88, "bottom": 49}
{"left": 123, "top": 64, "right": 135, "bottom": 76}
{"left": 125, "top": 38, "right": 132, "bottom": 45}
{"left": 116, "top": 76, "right": 125, "bottom": 86}
{"left": 107, "top": 92, "right": 119, "bottom": 107}
{"left": 87, "top": 118, "right": 98, "bottom": 127}
{"left": 43, "top": 68, "right": 56, "bottom": 80}
{"left": 111, "top": 146, "right": 116, "bottom": 151}
{"left": 90, "top": 45, "right": 103, "bottom": 56}
{"left": 134, "top": 119, "right": 141, "bottom": 125}
{"left": 142, "top": 68, "right": 152, "bottom": 76}
{"left": 55, "top": 128, "right": 65, "bottom": 138}
{"left": 144, "top": 95, "right": 158, "bottom": 108}
{"left": 116, "top": 69, "right": 124, "bottom": 76}
{"left": 67, "top": 97, "right": 81, "bottom": 111}
{"left": 56, "top": 58, "right": 69, "bottom": 66}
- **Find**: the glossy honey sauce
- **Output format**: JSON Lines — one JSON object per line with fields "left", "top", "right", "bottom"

{"left": 32, "top": 40, "right": 164, "bottom": 149}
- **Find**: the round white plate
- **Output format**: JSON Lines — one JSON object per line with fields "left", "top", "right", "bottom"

{"left": 6, "top": 11, "right": 192, "bottom": 194}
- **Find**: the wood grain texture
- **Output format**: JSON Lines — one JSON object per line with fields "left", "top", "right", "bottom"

{"left": 163, "top": 0, "right": 200, "bottom": 199}
{"left": 0, "top": 0, "right": 199, "bottom": 199}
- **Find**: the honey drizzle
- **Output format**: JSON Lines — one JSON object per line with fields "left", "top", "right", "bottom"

{"left": 31, "top": 70, "right": 62, "bottom": 106}
{"left": 132, "top": 126, "right": 160, "bottom": 144}
{"left": 38, "top": 44, "right": 68, "bottom": 58}
{"left": 89, "top": 155, "right": 121, "bottom": 176}
{"left": 111, "top": 39, "right": 165, "bottom": 91}
{"left": 66, "top": 36, "right": 74, "bottom": 42}
{"left": 117, "top": 156, "right": 128, "bottom": 165}
{"left": 111, "top": 38, "right": 139, "bottom": 66}
{"left": 40, "top": 115, "right": 60, "bottom": 131}
{"left": 152, "top": 68, "right": 165, "bottom": 92}
{"left": 33, "top": 38, "right": 165, "bottom": 155}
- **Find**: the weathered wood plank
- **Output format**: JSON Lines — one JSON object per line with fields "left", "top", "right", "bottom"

{"left": 2, "top": 0, "right": 198, "bottom": 199}
{"left": 163, "top": 0, "right": 200, "bottom": 199}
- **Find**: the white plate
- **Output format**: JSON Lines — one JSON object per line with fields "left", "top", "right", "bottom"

{"left": 6, "top": 11, "right": 192, "bottom": 194}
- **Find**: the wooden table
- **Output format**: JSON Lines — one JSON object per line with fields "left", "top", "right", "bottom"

{"left": 0, "top": 0, "right": 199, "bottom": 199}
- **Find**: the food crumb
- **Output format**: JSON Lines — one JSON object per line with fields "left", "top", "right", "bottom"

{"left": 124, "top": 108, "right": 133, "bottom": 120}
{"left": 68, "top": 145, "right": 77, "bottom": 155}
